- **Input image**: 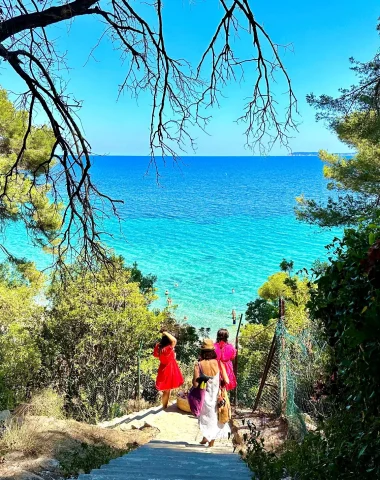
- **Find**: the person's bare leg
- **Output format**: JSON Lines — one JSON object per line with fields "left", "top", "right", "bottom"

{"left": 162, "top": 390, "right": 170, "bottom": 409}
{"left": 200, "top": 437, "right": 208, "bottom": 445}
{"left": 208, "top": 440, "right": 215, "bottom": 448}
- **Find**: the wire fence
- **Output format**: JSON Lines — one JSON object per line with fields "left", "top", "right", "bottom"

{"left": 236, "top": 301, "right": 331, "bottom": 440}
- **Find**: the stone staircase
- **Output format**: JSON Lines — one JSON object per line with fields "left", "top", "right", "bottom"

{"left": 88, "top": 403, "right": 253, "bottom": 480}
{"left": 98, "top": 404, "right": 165, "bottom": 431}
{"left": 78, "top": 440, "right": 252, "bottom": 479}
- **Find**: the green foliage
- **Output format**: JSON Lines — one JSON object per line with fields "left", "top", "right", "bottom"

{"left": 41, "top": 256, "right": 163, "bottom": 421}
{"left": 246, "top": 411, "right": 380, "bottom": 480}
{"left": 175, "top": 325, "right": 200, "bottom": 365}
{"left": 245, "top": 298, "right": 277, "bottom": 326}
{"left": 0, "top": 261, "right": 43, "bottom": 409}
{"left": 307, "top": 51, "right": 380, "bottom": 126}
{"left": 310, "top": 225, "right": 380, "bottom": 414}
{"left": 28, "top": 389, "right": 65, "bottom": 419}
{"left": 237, "top": 323, "right": 276, "bottom": 405}
{"left": 251, "top": 270, "right": 311, "bottom": 334}
{"left": 153, "top": 308, "right": 201, "bottom": 364}
{"left": 58, "top": 443, "right": 131, "bottom": 478}
{"left": 129, "top": 261, "right": 157, "bottom": 298}
{"left": 239, "top": 264, "right": 314, "bottom": 410}
{"left": 251, "top": 225, "right": 380, "bottom": 479}
{"left": 244, "top": 428, "right": 283, "bottom": 480}
{"left": 279, "top": 258, "right": 294, "bottom": 275}
{"left": 296, "top": 134, "right": 380, "bottom": 226}
{"left": 0, "top": 88, "right": 62, "bottom": 252}
{"left": 298, "top": 42, "right": 380, "bottom": 227}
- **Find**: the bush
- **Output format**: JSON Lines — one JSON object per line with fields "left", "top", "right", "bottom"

{"left": 0, "top": 418, "right": 46, "bottom": 456}
{"left": 245, "top": 225, "right": 380, "bottom": 479}
{"left": 0, "top": 265, "right": 43, "bottom": 410}
{"left": 28, "top": 389, "right": 65, "bottom": 419}
{"left": 58, "top": 443, "right": 131, "bottom": 477}
{"left": 40, "top": 256, "right": 164, "bottom": 422}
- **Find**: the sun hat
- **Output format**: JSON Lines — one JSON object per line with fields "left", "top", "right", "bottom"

{"left": 201, "top": 338, "right": 215, "bottom": 351}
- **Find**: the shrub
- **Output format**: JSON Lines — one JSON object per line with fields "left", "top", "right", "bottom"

{"left": 41, "top": 256, "right": 163, "bottom": 422}
{"left": 0, "top": 418, "right": 45, "bottom": 456}
{"left": 58, "top": 443, "right": 131, "bottom": 477}
{"left": 28, "top": 389, "right": 65, "bottom": 419}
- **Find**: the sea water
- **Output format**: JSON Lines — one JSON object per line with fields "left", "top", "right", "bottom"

{"left": 3, "top": 156, "right": 341, "bottom": 333}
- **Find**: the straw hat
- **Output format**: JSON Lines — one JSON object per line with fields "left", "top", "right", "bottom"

{"left": 201, "top": 338, "right": 215, "bottom": 351}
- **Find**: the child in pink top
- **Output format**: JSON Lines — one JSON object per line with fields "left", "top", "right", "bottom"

{"left": 214, "top": 328, "right": 237, "bottom": 391}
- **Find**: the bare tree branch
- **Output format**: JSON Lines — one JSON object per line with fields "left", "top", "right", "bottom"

{"left": 0, "top": 0, "right": 297, "bottom": 268}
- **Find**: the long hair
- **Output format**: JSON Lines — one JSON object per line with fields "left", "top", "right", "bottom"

{"left": 216, "top": 328, "right": 229, "bottom": 343}
{"left": 159, "top": 334, "right": 171, "bottom": 351}
{"left": 200, "top": 349, "right": 217, "bottom": 360}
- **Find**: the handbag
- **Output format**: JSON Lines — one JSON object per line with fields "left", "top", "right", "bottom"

{"left": 217, "top": 386, "right": 231, "bottom": 424}
{"left": 187, "top": 363, "right": 210, "bottom": 417}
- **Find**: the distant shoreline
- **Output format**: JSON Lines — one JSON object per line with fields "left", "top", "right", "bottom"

{"left": 290, "top": 152, "right": 355, "bottom": 157}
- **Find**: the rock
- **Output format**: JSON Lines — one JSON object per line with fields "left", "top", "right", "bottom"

{"left": 0, "top": 410, "right": 11, "bottom": 423}
{"left": 5, "top": 451, "right": 25, "bottom": 461}
{"left": 39, "top": 458, "right": 60, "bottom": 470}
{"left": 19, "top": 472, "right": 45, "bottom": 480}
{"left": 119, "top": 423, "right": 131, "bottom": 431}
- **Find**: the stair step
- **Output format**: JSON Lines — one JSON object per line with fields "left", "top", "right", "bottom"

{"left": 107, "top": 455, "right": 241, "bottom": 464}
{"left": 98, "top": 465, "right": 249, "bottom": 473}
{"left": 129, "top": 447, "right": 236, "bottom": 456}
{"left": 106, "top": 455, "right": 243, "bottom": 466}
{"left": 79, "top": 473, "right": 252, "bottom": 480}
{"left": 99, "top": 404, "right": 168, "bottom": 429}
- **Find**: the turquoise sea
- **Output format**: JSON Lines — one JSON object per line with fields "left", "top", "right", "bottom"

{"left": 6, "top": 156, "right": 341, "bottom": 334}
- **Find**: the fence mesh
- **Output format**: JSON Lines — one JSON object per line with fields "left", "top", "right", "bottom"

{"left": 236, "top": 316, "right": 330, "bottom": 440}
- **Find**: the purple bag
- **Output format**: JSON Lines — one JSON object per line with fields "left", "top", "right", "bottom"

{"left": 187, "top": 363, "right": 210, "bottom": 417}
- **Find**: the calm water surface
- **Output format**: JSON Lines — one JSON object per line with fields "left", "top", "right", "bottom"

{"left": 5, "top": 156, "right": 341, "bottom": 334}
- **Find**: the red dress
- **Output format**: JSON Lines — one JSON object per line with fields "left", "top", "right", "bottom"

{"left": 153, "top": 344, "right": 184, "bottom": 391}
{"left": 214, "top": 341, "right": 237, "bottom": 391}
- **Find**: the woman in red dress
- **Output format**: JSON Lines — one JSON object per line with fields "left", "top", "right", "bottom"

{"left": 214, "top": 328, "right": 237, "bottom": 391}
{"left": 153, "top": 329, "right": 184, "bottom": 408}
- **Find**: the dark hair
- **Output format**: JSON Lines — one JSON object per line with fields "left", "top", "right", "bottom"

{"left": 200, "top": 349, "right": 217, "bottom": 360}
{"left": 216, "top": 328, "right": 229, "bottom": 343}
{"left": 159, "top": 334, "right": 171, "bottom": 351}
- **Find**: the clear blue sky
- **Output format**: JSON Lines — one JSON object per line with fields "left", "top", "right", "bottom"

{"left": 1, "top": 0, "right": 379, "bottom": 156}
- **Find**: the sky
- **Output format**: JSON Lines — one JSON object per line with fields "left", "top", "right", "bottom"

{"left": 1, "top": 0, "right": 379, "bottom": 156}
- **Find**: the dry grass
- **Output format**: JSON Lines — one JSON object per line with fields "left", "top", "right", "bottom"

{"left": 13, "top": 389, "right": 65, "bottom": 419}
{"left": 231, "top": 411, "right": 288, "bottom": 454}
{"left": 29, "top": 389, "right": 65, "bottom": 419}
{"left": 0, "top": 414, "right": 158, "bottom": 479}
{"left": 172, "top": 362, "right": 194, "bottom": 399}
{"left": 125, "top": 398, "right": 154, "bottom": 413}
{"left": 0, "top": 418, "right": 46, "bottom": 456}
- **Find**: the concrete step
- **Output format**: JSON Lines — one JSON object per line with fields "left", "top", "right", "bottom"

{"left": 132, "top": 446, "right": 235, "bottom": 455}
{"left": 106, "top": 455, "right": 241, "bottom": 465}
{"left": 93, "top": 406, "right": 253, "bottom": 480}
{"left": 98, "top": 462, "right": 249, "bottom": 472}
{"left": 106, "top": 454, "right": 242, "bottom": 466}
{"left": 79, "top": 473, "right": 252, "bottom": 480}
{"left": 96, "top": 466, "right": 250, "bottom": 475}
{"left": 99, "top": 404, "right": 167, "bottom": 429}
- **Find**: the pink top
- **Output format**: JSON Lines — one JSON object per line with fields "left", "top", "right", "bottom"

{"left": 214, "top": 341, "right": 237, "bottom": 391}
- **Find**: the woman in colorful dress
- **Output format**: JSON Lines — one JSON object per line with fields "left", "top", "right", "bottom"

{"left": 153, "top": 329, "right": 184, "bottom": 409}
{"left": 214, "top": 328, "right": 237, "bottom": 391}
{"left": 193, "top": 339, "right": 231, "bottom": 447}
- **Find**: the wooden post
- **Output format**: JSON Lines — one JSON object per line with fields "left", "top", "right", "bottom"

{"left": 252, "top": 330, "right": 276, "bottom": 411}
{"left": 234, "top": 313, "right": 244, "bottom": 407}
{"left": 137, "top": 340, "right": 143, "bottom": 407}
{"left": 278, "top": 298, "right": 287, "bottom": 415}
{"left": 252, "top": 298, "right": 284, "bottom": 412}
